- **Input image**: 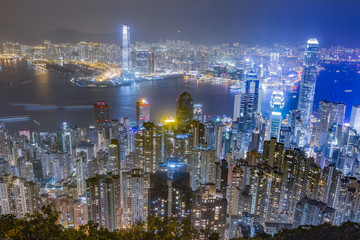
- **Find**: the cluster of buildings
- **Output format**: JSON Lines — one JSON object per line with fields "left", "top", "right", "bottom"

{"left": 2, "top": 23, "right": 360, "bottom": 83}
{"left": 0, "top": 37, "right": 360, "bottom": 239}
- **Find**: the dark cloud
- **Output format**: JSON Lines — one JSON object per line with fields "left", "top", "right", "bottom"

{"left": 1, "top": 0, "right": 360, "bottom": 46}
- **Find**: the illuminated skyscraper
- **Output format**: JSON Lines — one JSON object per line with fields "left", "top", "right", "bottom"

{"left": 176, "top": 92, "right": 194, "bottom": 128}
{"left": 268, "top": 90, "right": 284, "bottom": 141}
{"left": 268, "top": 112, "right": 282, "bottom": 140}
{"left": 136, "top": 99, "right": 150, "bottom": 126}
{"left": 233, "top": 95, "right": 242, "bottom": 121}
{"left": 237, "top": 71, "right": 259, "bottom": 131}
{"left": 148, "top": 51, "right": 155, "bottom": 74}
{"left": 193, "top": 104, "right": 203, "bottom": 122}
{"left": 93, "top": 101, "right": 110, "bottom": 130}
{"left": 297, "top": 38, "right": 319, "bottom": 126}
{"left": 122, "top": 24, "right": 130, "bottom": 72}
{"left": 350, "top": 105, "right": 360, "bottom": 132}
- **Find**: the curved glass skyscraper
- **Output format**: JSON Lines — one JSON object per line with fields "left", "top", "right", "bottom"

{"left": 297, "top": 38, "right": 319, "bottom": 126}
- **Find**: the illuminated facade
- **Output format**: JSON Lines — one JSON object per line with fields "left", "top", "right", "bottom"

{"left": 297, "top": 38, "right": 319, "bottom": 126}
{"left": 122, "top": 24, "right": 130, "bottom": 72}
{"left": 136, "top": 98, "right": 150, "bottom": 126}
{"left": 94, "top": 101, "right": 110, "bottom": 130}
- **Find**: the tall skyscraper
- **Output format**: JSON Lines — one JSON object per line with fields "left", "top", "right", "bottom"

{"left": 297, "top": 38, "right": 319, "bottom": 126}
{"left": 93, "top": 101, "right": 110, "bottom": 130}
{"left": 350, "top": 105, "right": 360, "bottom": 132}
{"left": 268, "top": 90, "right": 284, "bottom": 141}
{"left": 236, "top": 71, "right": 260, "bottom": 131}
{"left": 176, "top": 92, "right": 194, "bottom": 128}
{"left": 122, "top": 24, "right": 130, "bottom": 72}
{"left": 148, "top": 51, "right": 155, "bottom": 74}
{"left": 136, "top": 98, "right": 150, "bottom": 126}
{"left": 193, "top": 104, "right": 203, "bottom": 122}
{"left": 233, "top": 95, "right": 242, "bottom": 121}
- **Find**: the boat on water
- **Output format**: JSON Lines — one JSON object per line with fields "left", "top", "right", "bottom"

{"left": 229, "top": 84, "right": 241, "bottom": 90}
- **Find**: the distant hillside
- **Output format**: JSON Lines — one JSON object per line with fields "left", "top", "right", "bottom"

{"left": 0, "top": 22, "right": 159, "bottom": 44}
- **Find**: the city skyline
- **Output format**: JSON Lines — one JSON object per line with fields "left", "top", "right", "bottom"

{"left": 1, "top": 2, "right": 360, "bottom": 238}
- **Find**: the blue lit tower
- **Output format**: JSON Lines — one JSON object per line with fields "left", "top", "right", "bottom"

{"left": 297, "top": 38, "right": 319, "bottom": 126}
{"left": 237, "top": 71, "right": 260, "bottom": 131}
{"left": 268, "top": 90, "right": 284, "bottom": 140}
{"left": 122, "top": 24, "right": 130, "bottom": 72}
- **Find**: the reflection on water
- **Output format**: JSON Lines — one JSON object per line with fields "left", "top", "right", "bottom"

{"left": 0, "top": 60, "right": 359, "bottom": 133}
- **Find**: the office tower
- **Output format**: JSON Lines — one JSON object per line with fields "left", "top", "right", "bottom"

{"left": 193, "top": 104, "right": 203, "bottom": 122}
{"left": 248, "top": 128, "right": 261, "bottom": 152}
{"left": 238, "top": 71, "right": 260, "bottom": 131}
{"left": 190, "top": 120, "right": 205, "bottom": 146}
{"left": 200, "top": 53, "right": 206, "bottom": 73}
{"left": 111, "top": 119, "right": 119, "bottom": 138}
{"left": 270, "top": 90, "right": 284, "bottom": 110}
{"left": 86, "top": 174, "right": 121, "bottom": 231}
{"left": 317, "top": 100, "right": 346, "bottom": 132}
{"left": 268, "top": 112, "right": 282, "bottom": 141}
{"left": 131, "top": 50, "right": 154, "bottom": 74}
{"left": 289, "top": 109, "right": 302, "bottom": 143}
{"left": 268, "top": 90, "right": 283, "bottom": 141}
{"left": 136, "top": 98, "right": 150, "bottom": 126}
{"left": 270, "top": 52, "right": 280, "bottom": 74}
{"left": 297, "top": 38, "right": 319, "bottom": 126}
{"left": 350, "top": 105, "right": 360, "bottom": 132}
{"left": 148, "top": 51, "right": 155, "bottom": 74}
{"left": 233, "top": 95, "right": 242, "bottom": 121}
{"left": 122, "top": 24, "right": 130, "bottom": 72}
{"left": 122, "top": 168, "right": 150, "bottom": 227}
{"left": 94, "top": 101, "right": 110, "bottom": 130}
{"left": 176, "top": 92, "right": 194, "bottom": 128}
{"left": 279, "top": 126, "right": 292, "bottom": 148}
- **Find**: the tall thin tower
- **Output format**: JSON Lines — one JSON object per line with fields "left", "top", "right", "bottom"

{"left": 122, "top": 24, "right": 130, "bottom": 72}
{"left": 297, "top": 38, "right": 319, "bottom": 126}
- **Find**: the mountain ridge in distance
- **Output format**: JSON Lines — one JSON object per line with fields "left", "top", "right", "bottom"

{"left": 0, "top": 22, "right": 159, "bottom": 44}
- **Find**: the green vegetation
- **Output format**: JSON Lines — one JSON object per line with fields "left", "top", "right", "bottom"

{"left": 232, "top": 222, "right": 360, "bottom": 240}
{"left": 0, "top": 205, "right": 201, "bottom": 240}
{"left": 1, "top": 206, "right": 359, "bottom": 240}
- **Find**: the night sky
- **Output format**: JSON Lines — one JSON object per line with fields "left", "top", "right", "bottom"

{"left": 1, "top": 0, "right": 360, "bottom": 46}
